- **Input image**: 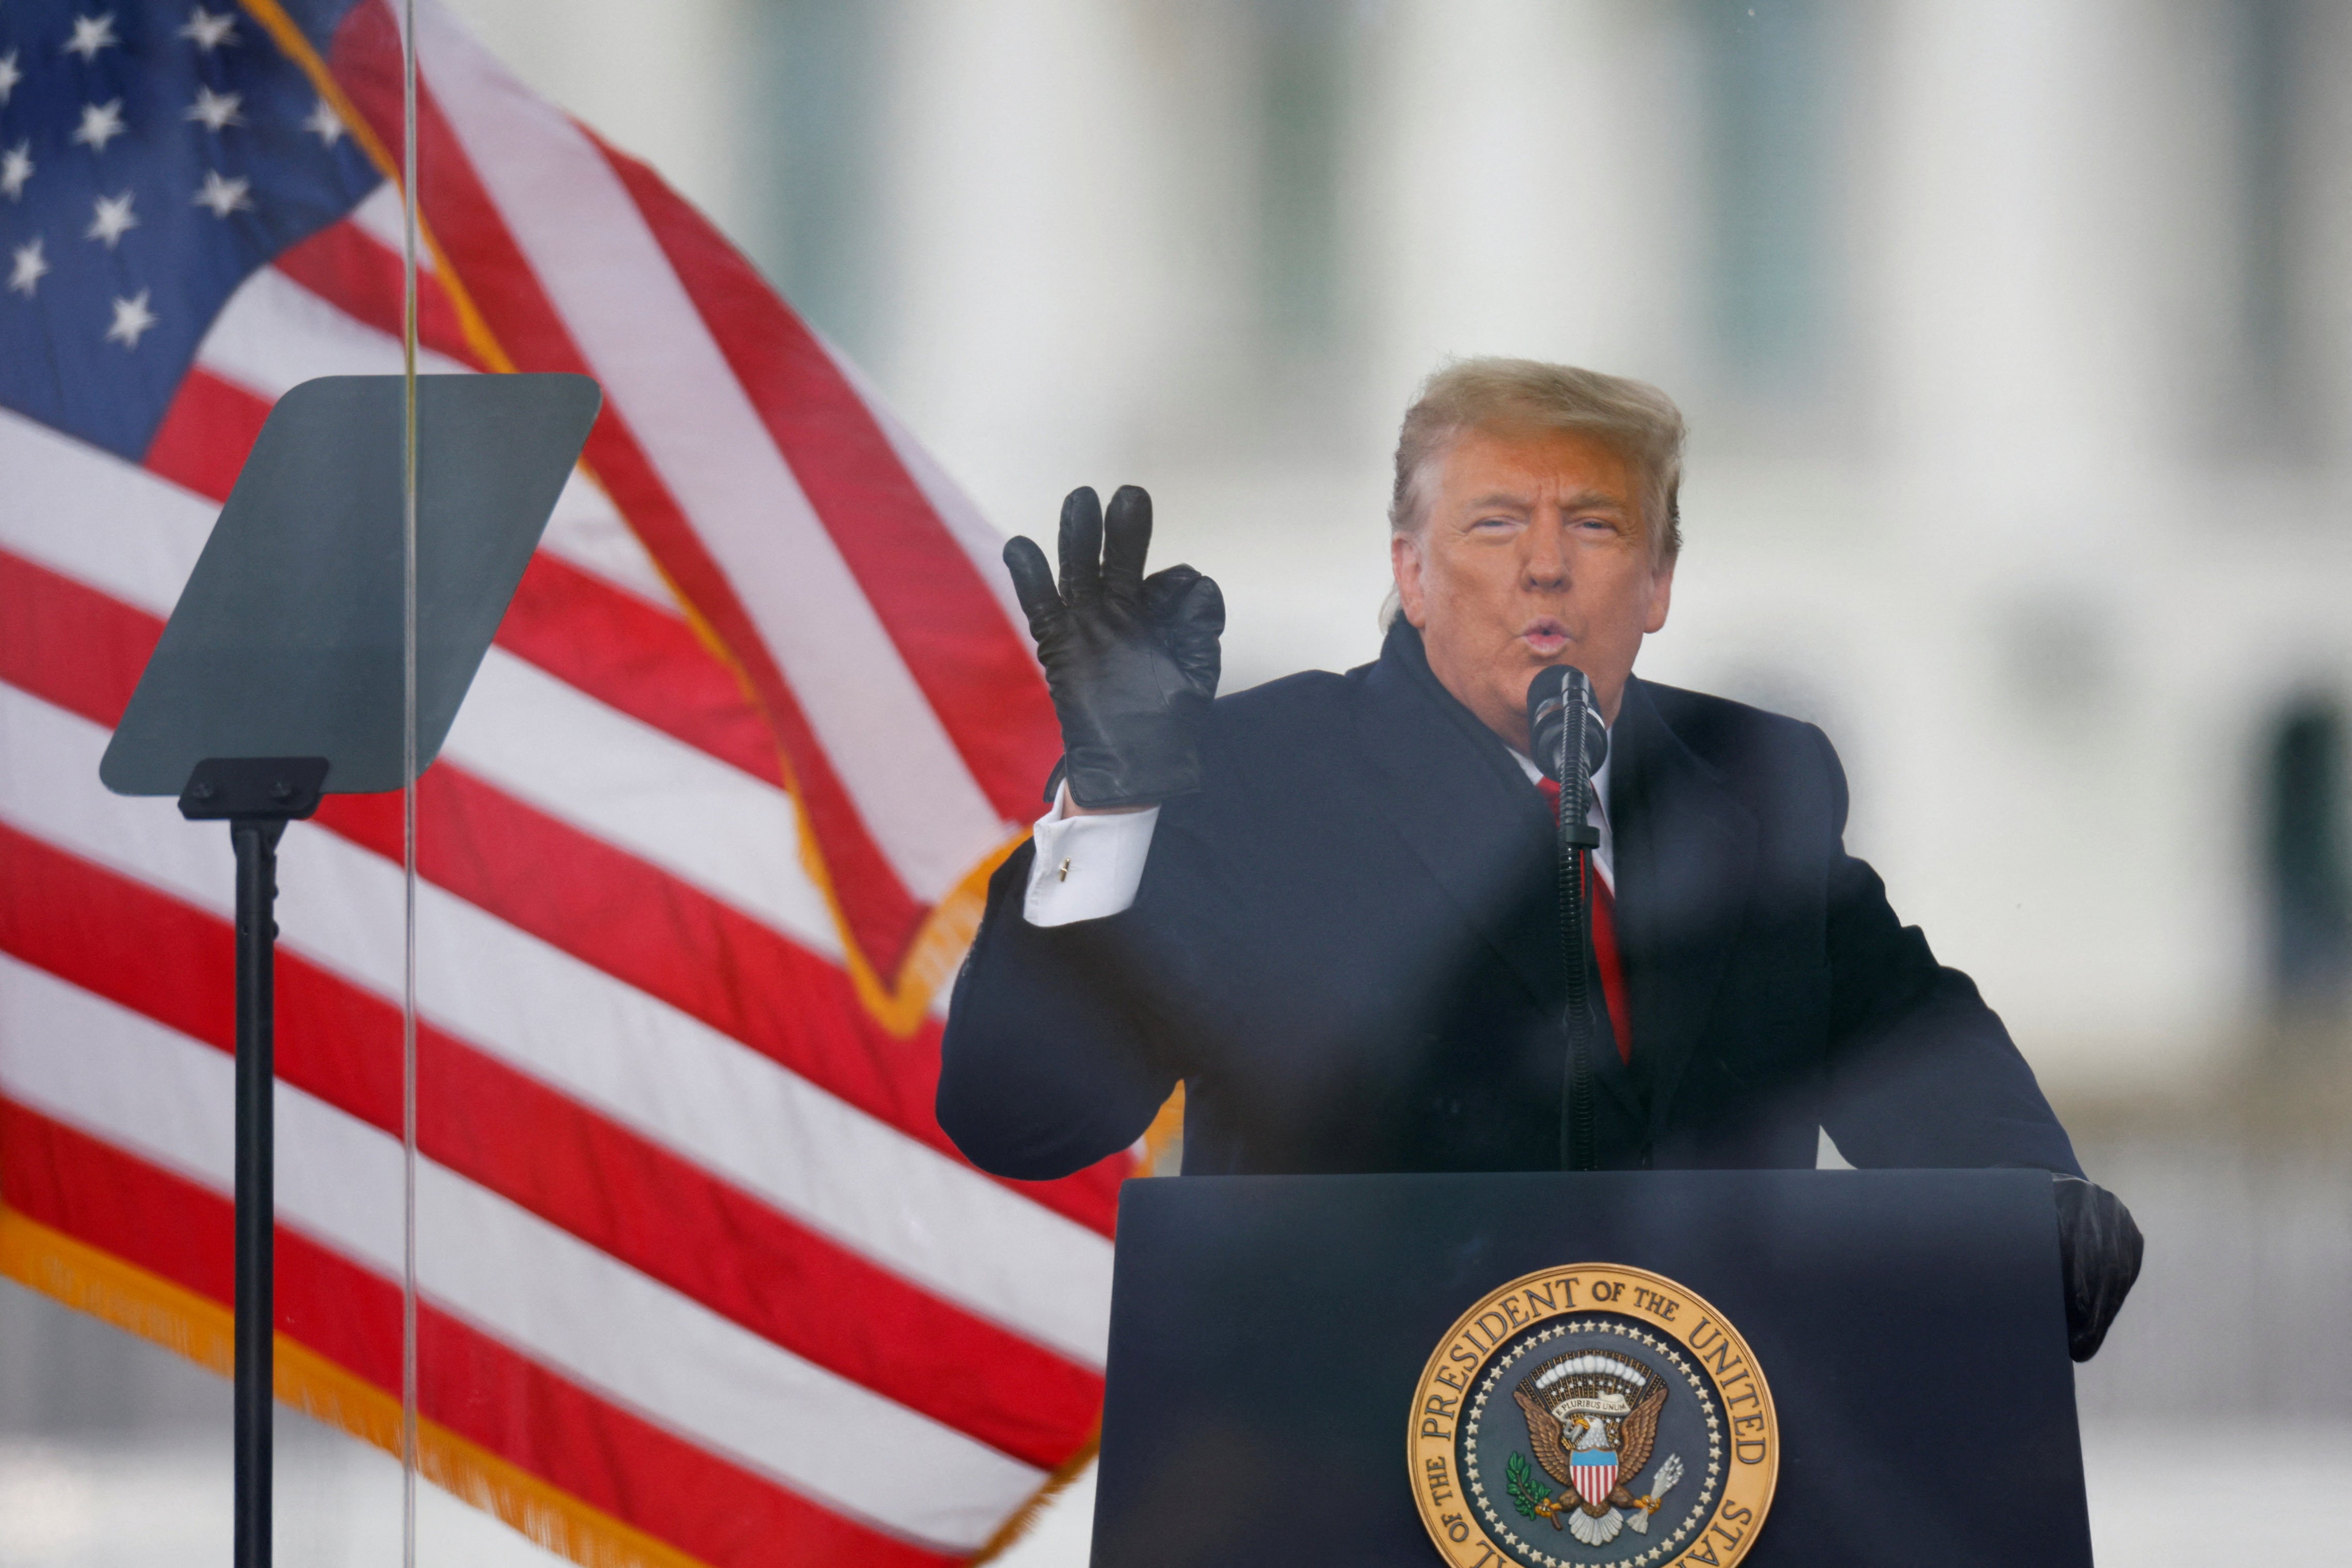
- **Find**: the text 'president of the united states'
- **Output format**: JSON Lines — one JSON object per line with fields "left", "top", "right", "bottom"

{"left": 938, "top": 358, "right": 2141, "bottom": 1361}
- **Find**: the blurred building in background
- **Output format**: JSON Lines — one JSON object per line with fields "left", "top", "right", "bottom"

{"left": 8, "top": 3, "right": 2349, "bottom": 1562}
{"left": 454, "top": 0, "right": 2352, "bottom": 1103}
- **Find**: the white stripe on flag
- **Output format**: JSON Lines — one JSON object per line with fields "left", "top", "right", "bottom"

{"left": 535, "top": 465, "right": 684, "bottom": 612}
{"left": 345, "top": 181, "right": 434, "bottom": 271}
{"left": 0, "top": 954, "right": 1044, "bottom": 1552}
{"left": 413, "top": 0, "right": 1013, "bottom": 900}
{"left": 0, "top": 684, "right": 1115, "bottom": 1368}
{"left": 197, "top": 263, "right": 472, "bottom": 390}
{"left": 0, "top": 408, "right": 208, "bottom": 609}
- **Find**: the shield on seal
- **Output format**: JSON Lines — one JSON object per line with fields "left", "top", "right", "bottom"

{"left": 1569, "top": 1449, "right": 1618, "bottom": 1509}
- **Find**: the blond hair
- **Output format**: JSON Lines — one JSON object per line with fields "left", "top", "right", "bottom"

{"left": 1388, "top": 358, "right": 1686, "bottom": 564}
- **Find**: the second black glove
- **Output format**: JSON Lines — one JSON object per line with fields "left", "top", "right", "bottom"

{"left": 2053, "top": 1174, "right": 2144, "bottom": 1362}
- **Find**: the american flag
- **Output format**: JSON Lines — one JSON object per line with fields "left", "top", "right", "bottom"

{"left": 0, "top": 2, "right": 1126, "bottom": 1563}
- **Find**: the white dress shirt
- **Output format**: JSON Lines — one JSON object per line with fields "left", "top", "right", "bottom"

{"left": 1024, "top": 741, "right": 1612, "bottom": 927}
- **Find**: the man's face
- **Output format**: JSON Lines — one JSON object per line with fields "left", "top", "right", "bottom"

{"left": 1391, "top": 423, "right": 1673, "bottom": 751}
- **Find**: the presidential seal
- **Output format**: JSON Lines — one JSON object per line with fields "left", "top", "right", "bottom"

{"left": 1409, "top": 1265, "right": 1776, "bottom": 1568}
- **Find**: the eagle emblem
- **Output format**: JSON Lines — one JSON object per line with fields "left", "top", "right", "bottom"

{"left": 1409, "top": 1264, "right": 1775, "bottom": 1567}
{"left": 1507, "top": 1350, "right": 1685, "bottom": 1547}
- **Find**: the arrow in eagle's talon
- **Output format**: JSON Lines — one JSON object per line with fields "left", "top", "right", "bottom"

{"left": 1626, "top": 1453, "right": 1682, "bottom": 1532}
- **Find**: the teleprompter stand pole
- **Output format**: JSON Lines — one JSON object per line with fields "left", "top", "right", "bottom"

{"left": 231, "top": 817, "right": 279, "bottom": 1568}
{"left": 181, "top": 757, "right": 329, "bottom": 1568}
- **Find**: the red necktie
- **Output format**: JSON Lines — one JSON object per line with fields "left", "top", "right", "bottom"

{"left": 1537, "top": 777, "right": 1632, "bottom": 1064}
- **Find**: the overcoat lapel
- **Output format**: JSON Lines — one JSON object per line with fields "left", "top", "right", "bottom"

{"left": 1609, "top": 677, "right": 1757, "bottom": 1134}
{"left": 1351, "top": 627, "right": 1645, "bottom": 1127}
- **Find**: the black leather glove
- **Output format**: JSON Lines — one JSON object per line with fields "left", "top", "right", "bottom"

{"left": 1004, "top": 485, "right": 1224, "bottom": 809}
{"left": 2052, "top": 1174, "right": 2143, "bottom": 1362}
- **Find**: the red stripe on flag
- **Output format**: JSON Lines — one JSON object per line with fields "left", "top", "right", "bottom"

{"left": 598, "top": 143, "right": 1059, "bottom": 826}
{"left": 327, "top": 3, "right": 935, "bottom": 987}
{"left": 0, "top": 824, "right": 1105, "bottom": 1466}
{"left": 0, "top": 1103, "right": 962, "bottom": 1568}
{"left": 0, "top": 549, "right": 160, "bottom": 727}
{"left": 272, "top": 218, "right": 487, "bottom": 370}
{"left": 143, "top": 366, "right": 274, "bottom": 500}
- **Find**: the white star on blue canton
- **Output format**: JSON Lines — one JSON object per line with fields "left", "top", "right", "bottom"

{"left": 8, "top": 236, "right": 48, "bottom": 297}
{"left": 64, "top": 12, "right": 122, "bottom": 62}
{"left": 179, "top": 7, "right": 239, "bottom": 51}
{"left": 1, "top": 142, "right": 31, "bottom": 201}
{"left": 186, "top": 86, "right": 243, "bottom": 132}
{"left": 0, "top": 50, "right": 21, "bottom": 106}
{"left": 85, "top": 190, "right": 136, "bottom": 247}
{"left": 193, "top": 168, "right": 250, "bottom": 216}
{"left": 302, "top": 96, "right": 345, "bottom": 146}
{"left": 72, "top": 100, "right": 129, "bottom": 152}
{"left": 105, "top": 289, "right": 157, "bottom": 348}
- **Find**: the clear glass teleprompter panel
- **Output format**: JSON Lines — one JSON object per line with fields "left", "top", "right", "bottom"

{"left": 395, "top": 362, "right": 602, "bottom": 1563}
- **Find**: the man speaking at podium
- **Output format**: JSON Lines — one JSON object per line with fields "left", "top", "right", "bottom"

{"left": 939, "top": 359, "right": 2140, "bottom": 1359}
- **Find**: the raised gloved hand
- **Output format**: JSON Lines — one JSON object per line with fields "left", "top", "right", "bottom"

{"left": 2052, "top": 1175, "right": 2143, "bottom": 1362}
{"left": 1004, "top": 485, "right": 1224, "bottom": 809}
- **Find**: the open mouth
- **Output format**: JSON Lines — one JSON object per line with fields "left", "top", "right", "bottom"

{"left": 1521, "top": 618, "right": 1571, "bottom": 656}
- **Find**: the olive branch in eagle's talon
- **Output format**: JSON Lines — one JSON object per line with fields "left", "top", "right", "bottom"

{"left": 1506, "top": 1451, "right": 1569, "bottom": 1528}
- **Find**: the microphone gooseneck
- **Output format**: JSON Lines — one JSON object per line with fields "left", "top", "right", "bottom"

{"left": 1527, "top": 665, "right": 1604, "bottom": 1172}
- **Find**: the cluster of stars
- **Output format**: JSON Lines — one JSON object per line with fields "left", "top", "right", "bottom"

{"left": 1, "top": 7, "right": 351, "bottom": 347}
{"left": 1455, "top": 1319, "right": 1730, "bottom": 1568}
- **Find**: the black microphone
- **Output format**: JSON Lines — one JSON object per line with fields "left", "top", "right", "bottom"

{"left": 1528, "top": 664, "right": 1606, "bottom": 1171}
{"left": 1528, "top": 665, "right": 1606, "bottom": 855}
{"left": 1527, "top": 664, "right": 1608, "bottom": 784}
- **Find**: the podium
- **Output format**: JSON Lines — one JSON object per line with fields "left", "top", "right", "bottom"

{"left": 1093, "top": 1170, "right": 2091, "bottom": 1567}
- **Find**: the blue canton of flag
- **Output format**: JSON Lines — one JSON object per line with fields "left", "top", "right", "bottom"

{"left": 0, "top": 1, "right": 379, "bottom": 459}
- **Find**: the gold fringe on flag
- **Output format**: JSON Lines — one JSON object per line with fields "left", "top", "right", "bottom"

{"left": 967, "top": 1423, "right": 1099, "bottom": 1565}
{"left": 0, "top": 1207, "right": 711, "bottom": 1568}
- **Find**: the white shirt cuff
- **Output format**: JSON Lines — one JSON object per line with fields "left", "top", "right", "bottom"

{"left": 1023, "top": 789, "right": 1161, "bottom": 926}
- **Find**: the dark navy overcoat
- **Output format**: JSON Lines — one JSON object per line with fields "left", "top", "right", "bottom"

{"left": 938, "top": 621, "right": 2081, "bottom": 1181}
